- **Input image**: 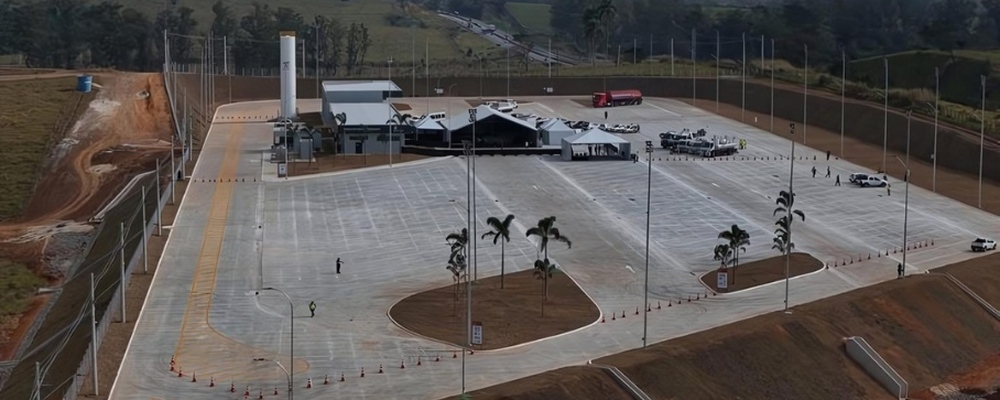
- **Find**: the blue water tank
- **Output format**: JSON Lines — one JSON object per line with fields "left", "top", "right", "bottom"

{"left": 76, "top": 75, "right": 92, "bottom": 93}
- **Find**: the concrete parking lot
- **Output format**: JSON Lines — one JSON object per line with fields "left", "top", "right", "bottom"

{"left": 111, "top": 97, "right": 1000, "bottom": 399}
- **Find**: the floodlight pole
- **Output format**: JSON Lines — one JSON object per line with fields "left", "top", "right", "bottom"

{"left": 770, "top": 39, "right": 775, "bottom": 133}
{"left": 90, "top": 272, "right": 98, "bottom": 396}
{"left": 388, "top": 57, "right": 394, "bottom": 168}
{"left": 141, "top": 185, "right": 148, "bottom": 274}
{"left": 715, "top": 31, "right": 719, "bottom": 113}
{"left": 882, "top": 57, "right": 888, "bottom": 173}
{"left": 933, "top": 68, "right": 939, "bottom": 192}
{"left": 461, "top": 141, "right": 473, "bottom": 396}
{"left": 119, "top": 222, "right": 126, "bottom": 323}
{"left": 742, "top": 32, "right": 746, "bottom": 122}
{"left": 642, "top": 141, "right": 653, "bottom": 348}
{"left": 980, "top": 75, "right": 986, "bottom": 209}
{"left": 784, "top": 123, "right": 796, "bottom": 312}
{"left": 692, "top": 29, "right": 697, "bottom": 105}
{"left": 841, "top": 49, "right": 846, "bottom": 159}
{"left": 803, "top": 44, "right": 808, "bottom": 145}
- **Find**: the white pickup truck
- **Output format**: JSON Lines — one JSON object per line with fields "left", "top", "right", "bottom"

{"left": 971, "top": 238, "right": 997, "bottom": 251}
{"left": 857, "top": 176, "right": 887, "bottom": 187}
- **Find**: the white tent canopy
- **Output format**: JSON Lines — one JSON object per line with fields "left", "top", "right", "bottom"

{"left": 561, "top": 128, "right": 632, "bottom": 161}
{"left": 540, "top": 119, "right": 577, "bottom": 145}
{"left": 413, "top": 116, "right": 445, "bottom": 131}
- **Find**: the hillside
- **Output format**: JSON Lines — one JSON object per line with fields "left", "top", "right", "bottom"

{"left": 111, "top": 0, "right": 496, "bottom": 62}
{"left": 850, "top": 50, "right": 1000, "bottom": 109}
{"left": 464, "top": 265, "right": 1000, "bottom": 399}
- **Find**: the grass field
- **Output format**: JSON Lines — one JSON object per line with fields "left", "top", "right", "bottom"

{"left": 850, "top": 49, "right": 1000, "bottom": 108}
{"left": 114, "top": 0, "right": 493, "bottom": 62}
{"left": 505, "top": 2, "right": 553, "bottom": 35}
{"left": 0, "top": 77, "right": 88, "bottom": 220}
{"left": 0, "top": 259, "right": 43, "bottom": 316}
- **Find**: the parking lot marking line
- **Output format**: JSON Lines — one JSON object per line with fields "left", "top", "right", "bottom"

{"left": 645, "top": 101, "right": 681, "bottom": 116}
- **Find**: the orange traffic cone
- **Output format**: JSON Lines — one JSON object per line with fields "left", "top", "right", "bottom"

{"left": 635, "top": 306, "right": 639, "bottom": 315}
{"left": 601, "top": 315, "right": 605, "bottom": 323}
{"left": 435, "top": 355, "right": 441, "bottom": 362}
{"left": 306, "top": 378, "right": 312, "bottom": 389}
{"left": 417, "top": 356, "right": 422, "bottom": 366}
{"left": 612, "top": 313, "right": 616, "bottom": 321}
{"left": 400, "top": 359, "right": 405, "bottom": 369}
{"left": 341, "top": 373, "right": 346, "bottom": 382}
{"left": 177, "top": 368, "right": 183, "bottom": 378}
{"left": 274, "top": 387, "right": 278, "bottom": 395}
{"left": 324, "top": 374, "right": 329, "bottom": 385}
{"left": 230, "top": 381, "right": 235, "bottom": 393}
{"left": 378, "top": 364, "right": 384, "bottom": 374}
{"left": 453, "top": 351, "right": 457, "bottom": 359}
{"left": 191, "top": 373, "right": 197, "bottom": 383}
{"left": 657, "top": 301, "right": 661, "bottom": 310}
{"left": 245, "top": 386, "right": 250, "bottom": 397}
{"left": 621, "top": 310, "right": 626, "bottom": 319}
{"left": 170, "top": 356, "right": 176, "bottom": 371}
{"left": 258, "top": 389, "right": 263, "bottom": 399}
{"left": 361, "top": 367, "right": 366, "bottom": 378}
{"left": 668, "top": 300, "right": 672, "bottom": 307}
{"left": 210, "top": 377, "right": 215, "bottom": 387}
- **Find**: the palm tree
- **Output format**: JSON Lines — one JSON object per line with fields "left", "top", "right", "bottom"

{"left": 772, "top": 190, "right": 805, "bottom": 255}
{"left": 713, "top": 243, "right": 734, "bottom": 285}
{"left": 334, "top": 112, "right": 347, "bottom": 125}
{"left": 773, "top": 190, "right": 805, "bottom": 310}
{"left": 446, "top": 228, "right": 469, "bottom": 315}
{"left": 526, "top": 216, "right": 571, "bottom": 300}
{"left": 481, "top": 214, "right": 515, "bottom": 289}
{"left": 533, "top": 258, "right": 557, "bottom": 317}
{"left": 718, "top": 224, "right": 750, "bottom": 284}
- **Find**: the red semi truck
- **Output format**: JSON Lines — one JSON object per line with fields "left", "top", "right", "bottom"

{"left": 592, "top": 89, "right": 643, "bottom": 107}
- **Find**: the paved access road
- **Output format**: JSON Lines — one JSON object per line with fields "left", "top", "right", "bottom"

{"left": 110, "top": 97, "right": 1000, "bottom": 399}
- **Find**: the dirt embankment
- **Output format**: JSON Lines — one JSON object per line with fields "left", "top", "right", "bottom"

{"left": 598, "top": 274, "right": 1000, "bottom": 400}
{"left": 0, "top": 72, "right": 175, "bottom": 360}
{"left": 449, "top": 366, "right": 633, "bottom": 400}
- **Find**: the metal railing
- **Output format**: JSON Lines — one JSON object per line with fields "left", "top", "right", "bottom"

{"left": 592, "top": 364, "right": 653, "bottom": 400}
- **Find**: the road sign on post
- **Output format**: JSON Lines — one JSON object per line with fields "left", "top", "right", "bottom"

{"left": 717, "top": 268, "right": 728, "bottom": 291}
{"left": 471, "top": 321, "right": 483, "bottom": 345}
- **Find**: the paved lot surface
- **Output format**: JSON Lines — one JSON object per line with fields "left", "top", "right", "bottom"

{"left": 111, "top": 97, "right": 1000, "bottom": 399}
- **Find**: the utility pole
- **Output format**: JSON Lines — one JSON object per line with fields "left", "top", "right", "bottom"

{"left": 155, "top": 159, "right": 162, "bottom": 236}
{"left": 803, "top": 44, "right": 808, "bottom": 145}
{"left": 882, "top": 57, "right": 889, "bottom": 173}
{"left": 841, "top": 49, "right": 846, "bottom": 159}
{"left": 316, "top": 26, "right": 321, "bottom": 98}
{"left": 933, "top": 68, "right": 939, "bottom": 192}
{"left": 742, "top": 32, "right": 746, "bottom": 122}
{"left": 119, "top": 222, "right": 126, "bottom": 323}
{"left": 141, "top": 185, "right": 148, "bottom": 274}
{"left": 770, "top": 39, "right": 775, "bottom": 133}
{"left": 692, "top": 29, "right": 697, "bottom": 105}
{"left": 715, "top": 30, "right": 719, "bottom": 113}
{"left": 670, "top": 38, "right": 675, "bottom": 76}
{"left": 548, "top": 37, "right": 552, "bottom": 78}
{"left": 980, "top": 75, "right": 986, "bottom": 209}
{"left": 633, "top": 37, "right": 637, "bottom": 66}
{"left": 90, "top": 272, "right": 98, "bottom": 396}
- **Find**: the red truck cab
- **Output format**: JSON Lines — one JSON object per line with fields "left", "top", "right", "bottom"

{"left": 592, "top": 89, "right": 643, "bottom": 107}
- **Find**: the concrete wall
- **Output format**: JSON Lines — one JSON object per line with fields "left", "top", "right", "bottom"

{"left": 844, "top": 336, "right": 908, "bottom": 399}
{"left": 175, "top": 72, "right": 1000, "bottom": 183}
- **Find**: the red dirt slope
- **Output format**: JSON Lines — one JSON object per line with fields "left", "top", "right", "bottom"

{"left": 599, "top": 274, "right": 1000, "bottom": 400}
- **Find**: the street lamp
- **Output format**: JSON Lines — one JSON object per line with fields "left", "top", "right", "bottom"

{"left": 461, "top": 140, "right": 473, "bottom": 395}
{"left": 894, "top": 154, "right": 910, "bottom": 279}
{"left": 642, "top": 140, "right": 653, "bottom": 348}
{"left": 256, "top": 287, "right": 294, "bottom": 399}
{"left": 714, "top": 30, "right": 720, "bottom": 113}
{"left": 924, "top": 100, "right": 938, "bottom": 193}
{"left": 784, "top": 123, "right": 796, "bottom": 313}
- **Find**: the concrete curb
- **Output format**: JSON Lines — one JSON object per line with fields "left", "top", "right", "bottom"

{"left": 261, "top": 156, "right": 453, "bottom": 183}
{"left": 696, "top": 257, "right": 829, "bottom": 297}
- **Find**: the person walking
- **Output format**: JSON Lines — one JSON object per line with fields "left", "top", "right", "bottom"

{"left": 309, "top": 301, "right": 317, "bottom": 318}
{"left": 835, "top": 174, "right": 841, "bottom": 186}
{"left": 336, "top": 258, "right": 343, "bottom": 274}
{"left": 897, "top": 262, "right": 903, "bottom": 279}
{"left": 825, "top": 166, "right": 831, "bottom": 178}
{"left": 811, "top": 166, "right": 817, "bottom": 178}
{"left": 886, "top": 183, "right": 891, "bottom": 197}
{"left": 604, "top": 111, "right": 608, "bottom": 120}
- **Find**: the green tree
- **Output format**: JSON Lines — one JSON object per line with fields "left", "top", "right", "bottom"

{"left": 713, "top": 243, "right": 734, "bottom": 272}
{"left": 583, "top": 6, "right": 601, "bottom": 63}
{"left": 533, "top": 258, "right": 557, "bottom": 316}
{"left": 481, "top": 214, "right": 514, "bottom": 289}
{"left": 718, "top": 224, "right": 750, "bottom": 284}
{"left": 921, "top": 0, "right": 979, "bottom": 51}
{"left": 526, "top": 216, "right": 571, "bottom": 300}
{"left": 446, "top": 228, "right": 469, "bottom": 315}
{"left": 772, "top": 190, "right": 805, "bottom": 256}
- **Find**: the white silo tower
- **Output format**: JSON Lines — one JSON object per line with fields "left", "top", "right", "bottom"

{"left": 279, "top": 31, "right": 297, "bottom": 119}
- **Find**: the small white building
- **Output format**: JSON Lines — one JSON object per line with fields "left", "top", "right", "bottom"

{"left": 321, "top": 80, "right": 403, "bottom": 127}
{"left": 335, "top": 103, "right": 411, "bottom": 155}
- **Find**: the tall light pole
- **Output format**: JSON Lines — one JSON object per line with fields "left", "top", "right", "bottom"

{"left": 770, "top": 39, "right": 775, "bottom": 133}
{"left": 895, "top": 113, "right": 911, "bottom": 278}
{"left": 670, "top": 38, "right": 675, "bottom": 76}
{"left": 461, "top": 140, "right": 473, "bottom": 395}
{"left": 642, "top": 140, "right": 653, "bottom": 348}
{"left": 784, "top": 123, "right": 796, "bottom": 313}
{"left": 841, "top": 49, "right": 846, "bottom": 159}
{"left": 932, "top": 68, "right": 939, "bottom": 192}
{"left": 980, "top": 75, "right": 987, "bottom": 209}
{"left": 742, "top": 32, "right": 746, "bottom": 122}
{"left": 882, "top": 57, "right": 888, "bottom": 173}
{"left": 803, "top": 44, "right": 808, "bottom": 145}
{"left": 692, "top": 28, "right": 697, "bottom": 105}
{"left": 256, "top": 287, "right": 294, "bottom": 399}
{"left": 715, "top": 31, "right": 720, "bottom": 113}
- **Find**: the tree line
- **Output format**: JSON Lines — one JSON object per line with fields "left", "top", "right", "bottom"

{"left": 0, "top": 0, "right": 373, "bottom": 75}
{"left": 557, "top": 0, "right": 1000, "bottom": 71}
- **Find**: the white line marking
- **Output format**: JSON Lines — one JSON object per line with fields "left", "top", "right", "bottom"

{"left": 646, "top": 102, "right": 681, "bottom": 116}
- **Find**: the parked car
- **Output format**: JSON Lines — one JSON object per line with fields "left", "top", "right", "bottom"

{"left": 971, "top": 238, "right": 997, "bottom": 251}
{"left": 858, "top": 176, "right": 887, "bottom": 187}
{"left": 849, "top": 173, "right": 869, "bottom": 184}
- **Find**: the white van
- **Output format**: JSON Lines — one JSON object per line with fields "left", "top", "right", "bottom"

{"left": 426, "top": 111, "right": 446, "bottom": 121}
